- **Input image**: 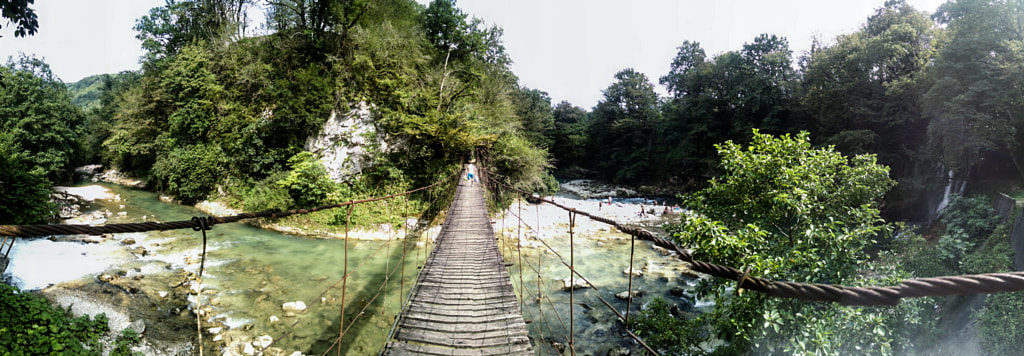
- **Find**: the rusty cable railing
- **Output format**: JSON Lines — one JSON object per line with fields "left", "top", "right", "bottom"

{"left": 501, "top": 198, "right": 659, "bottom": 355}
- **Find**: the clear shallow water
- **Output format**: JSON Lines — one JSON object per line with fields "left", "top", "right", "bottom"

{"left": 4, "top": 182, "right": 427, "bottom": 355}
{"left": 496, "top": 199, "right": 704, "bottom": 355}
{"left": 4, "top": 182, "right": 702, "bottom": 355}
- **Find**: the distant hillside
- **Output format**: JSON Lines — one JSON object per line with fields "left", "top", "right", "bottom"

{"left": 67, "top": 73, "right": 117, "bottom": 110}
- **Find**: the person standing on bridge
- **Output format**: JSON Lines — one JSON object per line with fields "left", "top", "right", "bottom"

{"left": 466, "top": 163, "right": 478, "bottom": 186}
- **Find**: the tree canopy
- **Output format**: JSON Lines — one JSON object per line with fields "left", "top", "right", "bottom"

{"left": 637, "top": 130, "right": 909, "bottom": 355}
{"left": 0, "top": 0, "right": 38, "bottom": 37}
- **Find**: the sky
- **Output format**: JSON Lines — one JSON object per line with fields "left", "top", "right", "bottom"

{"left": 1, "top": 0, "right": 947, "bottom": 109}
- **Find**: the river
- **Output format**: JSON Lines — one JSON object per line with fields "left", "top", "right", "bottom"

{"left": 3, "top": 181, "right": 706, "bottom": 355}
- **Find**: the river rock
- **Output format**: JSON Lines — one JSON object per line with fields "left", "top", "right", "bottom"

{"left": 282, "top": 301, "right": 307, "bottom": 316}
{"left": 623, "top": 267, "right": 643, "bottom": 277}
{"left": 78, "top": 236, "right": 103, "bottom": 244}
{"left": 121, "top": 238, "right": 136, "bottom": 245}
{"left": 242, "top": 343, "right": 256, "bottom": 356}
{"left": 158, "top": 291, "right": 168, "bottom": 298}
{"left": 615, "top": 290, "right": 643, "bottom": 300}
{"left": 670, "top": 286, "right": 686, "bottom": 297}
{"left": 264, "top": 347, "right": 287, "bottom": 356}
{"left": 130, "top": 246, "right": 149, "bottom": 256}
{"left": 97, "top": 273, "right": 116, "bottom": 283}
{"left": 126, "top": 319, "right": 145, "bottom": 334}
{"left": 561, "top": 278, "right": 590, "bottom": 291}
{"left": 608, "top": 346, "right": 631, "bottom": 356}
{"left": 652, "top": 245, "right": 673, "bottom": 256}
{"left": 552, "top": 341, "right": 567, "bottom": 353}
{"left": 253, "top": 335, "right": 273, "bottom": 349}
{"left": 269, "top": 315, "right": 281, "bottom": 324}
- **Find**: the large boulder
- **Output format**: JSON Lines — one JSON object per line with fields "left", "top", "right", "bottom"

{"left": 561, "top": 278, "right": 590, "bottom": 291}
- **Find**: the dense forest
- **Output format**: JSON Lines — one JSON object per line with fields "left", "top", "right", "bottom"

{"left": 4, "top": 0, "right": 1024, "bottom": 354}
{"left": 2, "top": 0, "right": 557, "bottom": 226}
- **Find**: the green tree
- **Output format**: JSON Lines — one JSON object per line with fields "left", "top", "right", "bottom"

{"left": 421, "top": 0, "right": 487, "bottom": 62}
{"left": 266, "top": 0, "right": 368, "bottom": 58}
{"left": 512, "top": 87, "right": 553, "bottom": 148}
{"left": 586, "top": 68, "right": 661, "bottom": 182}
{"left": 802, "top": 0, "right": 937, "bottom": 177}
{"left": 548, "top": 101, "right": 588, "bottom": 168}
{"left": 923, "top": 0, "right": 1024, "bottom": 178}
{"left": 0, "top": 132, "right": 52, "bottom": 224}
{"left": 0, "top": 55, "right": 84, "bottom": 182}
{"left": 658, "top": 34, "right": 798, "bottom": 181}
{"left": 135, "top": 0, "right": 254, "bottom": 63}
{"left": 0, "top": 0, "right": 38, "bottom": 37}
{"left": 80, "top": 71, "right": 140, "bottom": 164}
{"left": 645, "top": 130, "right": 909, "bottom": 354}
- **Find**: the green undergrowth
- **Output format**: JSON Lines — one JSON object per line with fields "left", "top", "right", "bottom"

{"left": 218, "top": 154, "right": 460, "bottom": 235}
{"left": 0, "top": 283, "right": 142, "bottom": 355}
{"left": 899, "top": 193, "right": 1021, "bottom": 354}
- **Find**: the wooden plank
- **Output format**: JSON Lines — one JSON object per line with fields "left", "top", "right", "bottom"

{"left": 384, "top": 341, "right": 534, "bottom": 356}
{"left": 394, "top": 327, "right": 530, "bottom": 348}
{"left": 383, "top": 181, "right": 534, "bottom": 354}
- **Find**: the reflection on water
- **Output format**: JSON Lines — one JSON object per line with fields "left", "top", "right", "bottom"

{"left": 4, "top": 182, "right": 703, "bottom": 355}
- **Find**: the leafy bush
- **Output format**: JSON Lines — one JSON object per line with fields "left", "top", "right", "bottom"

{"left": 0, "top": 284, "right": 109, "bottom": 355}
{"left": 277, "top": 152, "right": 336, "bottom": 208}
{"left": 151, "top": 143, "right": 227, "bottom": 204}
{"left": 242, "top": 173, "right": 294, "bottom": 212}
{"left": 631, "top": 297, "right": 705, "bottom": 355}
{"left": 941, "top": 194, "right": 999, "bottom": 243}
{"left": 663, "top": 130, "right": 905, "bottom": 354}
{"left": 110, "top": 328, "right": 143, "bottom": 356}
{"left": 960, "top": 225, "right": 1012, "bottom": 275}
{"left": 977, "top": 292, "right": 1024, "bottom": 356}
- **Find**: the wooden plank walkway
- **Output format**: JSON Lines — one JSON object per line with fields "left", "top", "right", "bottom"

{"left": 383, "top": 178, "right": 533, "bottom": 355}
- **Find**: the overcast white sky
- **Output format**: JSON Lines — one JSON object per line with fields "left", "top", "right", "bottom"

{"left": 1, "top": 0, "right": 947, "bottom": 109}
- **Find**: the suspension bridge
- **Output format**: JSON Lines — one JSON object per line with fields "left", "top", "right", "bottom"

{"left": 383, "top": 180, "right": 532, "bottom": 355}
{"left": 6, "top": 164, "right": 1024, "bottom": 355}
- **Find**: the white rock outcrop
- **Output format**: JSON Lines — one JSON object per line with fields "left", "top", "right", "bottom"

{"left": 305, "top": 102, "right": 390, "bottom": 183}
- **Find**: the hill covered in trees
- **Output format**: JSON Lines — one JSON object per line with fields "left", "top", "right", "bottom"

{"left": 3, "top": 0, "right": 559, "bottom": 224}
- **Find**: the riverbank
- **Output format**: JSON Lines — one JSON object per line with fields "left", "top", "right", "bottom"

{"left": 194, "top": 199, "right": 442, "bottom": 242}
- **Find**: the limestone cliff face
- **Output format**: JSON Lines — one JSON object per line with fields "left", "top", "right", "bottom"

{"left": 304, "top": 102, "right": 389, "bottom": 182}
